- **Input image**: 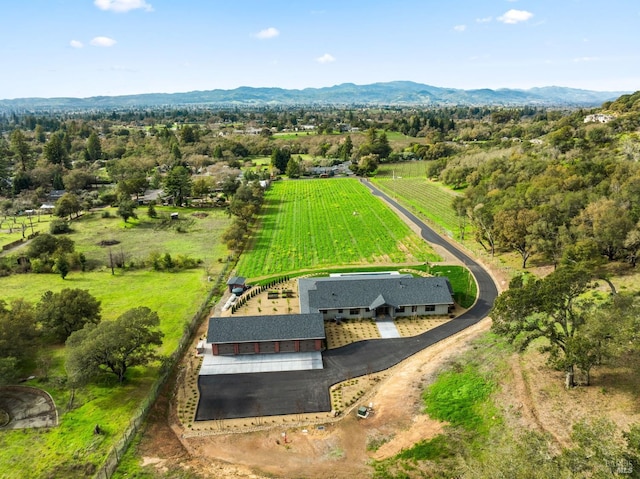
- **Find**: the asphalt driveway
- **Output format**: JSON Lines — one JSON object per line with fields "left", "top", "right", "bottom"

{"left": 196, "top": 182, "right": 499, "bottom": 421}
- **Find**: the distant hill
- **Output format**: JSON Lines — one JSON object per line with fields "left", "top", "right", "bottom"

{"left": 0, "top": 81, "right": 629, "bottom": 112}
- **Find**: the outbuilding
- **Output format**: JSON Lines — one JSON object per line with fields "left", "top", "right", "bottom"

{"left": 226, "top": 276, "right": 247, "bottom": 294}
{"left": 207, "top": 313, "right": 325, "bottom": 356}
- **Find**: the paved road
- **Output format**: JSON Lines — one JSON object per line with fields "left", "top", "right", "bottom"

{"left": 196, "top": 182, "right": 499, "bottom": 421}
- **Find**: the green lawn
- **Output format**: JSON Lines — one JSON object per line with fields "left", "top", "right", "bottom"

{"left": 235, "top": 178, "right": 440, "bottom": 279}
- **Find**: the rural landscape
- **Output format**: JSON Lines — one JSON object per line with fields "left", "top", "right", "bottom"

{"left": 0, "top": 88, "right": 639, "bottom": 478}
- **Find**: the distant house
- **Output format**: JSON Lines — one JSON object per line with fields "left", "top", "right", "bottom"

{"left": 298, "top": 275, "right": 454, "bottom": 320}
{"left": 207, "top": 313, "right": 325, "bottom": 356}
{"left": 584, "top": 114, "right": 615, "bottom": 124}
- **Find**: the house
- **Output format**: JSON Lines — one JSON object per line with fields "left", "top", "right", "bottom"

{"left": 204, "top": 273, "right": 454, "bottom": 360}
{"left": 207, "top": 313, "right": 325, "bottom": 356}
{"left": 584, "top": 114, "right": 615, "bottom": 124}
{"left": 298, "top": 274, "right": 454, "bottom": 320}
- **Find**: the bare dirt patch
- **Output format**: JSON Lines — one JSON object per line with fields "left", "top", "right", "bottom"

{"left": 98, "top": 239, "right": 120, "bottom": 247}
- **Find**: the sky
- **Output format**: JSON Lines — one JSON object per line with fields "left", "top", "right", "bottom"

{"left": 1, "top": 0, "right": 639, "bottom": 99}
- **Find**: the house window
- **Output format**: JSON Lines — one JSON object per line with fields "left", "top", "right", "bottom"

{"left": 396, "top": 306, "right": 405, "bottom": 313}
{"left": 425, "top": 305, "right": 435, "bottom": 312}
{"left": 350, "top": 308, "right": 359, "bottom": 315}
{"left": 411, "top": 305, "right": 418, "bottom": 313}
{"left": 338, "top": 309, "right": 343, "bottom": 314}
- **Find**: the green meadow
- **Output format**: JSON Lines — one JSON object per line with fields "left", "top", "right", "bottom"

{"left": 235, "top": 178, "right": 440, "bottom": 279}
{"left": 0, "top": 207, "right": 232, "bottom": 477}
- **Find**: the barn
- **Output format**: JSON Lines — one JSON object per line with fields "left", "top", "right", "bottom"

{"left": 206, "top": 313, "right": 325, "bottom": 356}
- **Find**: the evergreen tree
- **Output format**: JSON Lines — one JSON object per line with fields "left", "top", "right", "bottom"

{"left": 44, "top": 133, "right": 69, "bottom": 167}
{"left": 85, "top": 131, "right": 102, "bottom": 161}
{"left": 270, "top": 148, "right": 290, "bottom": 173}
{"left": 9, "top": 129, "right": 31, "bottom": 171}
{"left": 164, "top": 165, "right": 192, "bottom": 205}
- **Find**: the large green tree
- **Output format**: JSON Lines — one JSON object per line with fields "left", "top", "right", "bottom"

{"left": 43, "top": 133, "right": 69, "bottom": 167}
{"left": 36, "top": 289, "right": 101, "bottom": 342}
{"left": 285, "top": 156, "right": 302, "bottom": 178}
{"left": 66, "top": 307, "right": 163, "bottom": 383}
{"left": 270, "top": 147, "right": 291, "bottom": 173}
{"left": 85, "top": 131, "right": 102, "bottom": 161}
{"left": 163, "top": 165, "right": 192, "bottom": 205}
{"left": 9, "top": 129, "right": 31, "bottom": 171}
{"left": 117, "top": 197, "right": 138, "bottom": 223}
{"left": 574, "top": 198, "right": 633, "bottom": 261}
{"left": 494, "top": 208, "right": 540, "bottom": 268}
{"left": 26, "top": 233, "right": 74, "bottom": 259}
{"left": 54, "top": 192, "right": 81, "bottom": 220}
{"left": 491, "top": 266, "right": 604, "bottom": 387}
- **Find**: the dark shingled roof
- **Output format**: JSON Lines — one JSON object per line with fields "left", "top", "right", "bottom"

{"left": 208, "top": 313, "right": 325, "bottom": 344}
{"left": 298, "top": 276, "right": 454, "bottom": 313}
{"left": 226, "top": 276, "right": 246, "bottom": 286}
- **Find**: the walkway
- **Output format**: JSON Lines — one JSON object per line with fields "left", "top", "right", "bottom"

{"left": 196, "top": 181, "right": 499, "bottom": 420}
{"left": 376, "top": 318, "right": 401, "bottom": 338}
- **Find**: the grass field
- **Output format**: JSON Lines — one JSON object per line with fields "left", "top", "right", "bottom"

{"left": 0, "top": 212, "right": 56, "bottom": 250}
{"left": 67, "top": 206, "right": 230, "bottom": 268}
{"left": 235, "top": 178, "right": 440, "bottom": 278}
{"left": 0, "top": 206, "right": 232, "bottom": 478}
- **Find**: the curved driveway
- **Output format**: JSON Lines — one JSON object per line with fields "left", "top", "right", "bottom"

{"left": 196, "top": 181, "right": 499, "bottom": 421}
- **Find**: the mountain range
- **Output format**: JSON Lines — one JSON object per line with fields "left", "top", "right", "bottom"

{"left": 0, "top": 81, "right": 629, "bottom": 112}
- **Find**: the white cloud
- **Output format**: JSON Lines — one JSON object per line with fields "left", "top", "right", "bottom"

{"left": 498, "top": 9, "right": 533, "bottom": 24}
{"left": 454, "top": 24, "right": 466, "bottom": 32}
{"left": 94, "top": 0, "right": 153, "bottom": 13}
{"left": 476, "top": 16, "right": 492, "bottom": 23}
{"left": 574, "top": 56, "right": 599, "bottom": 63}
{"left": 90, "top": 36, "right": 117, "bottom": 47}
{"left": 254, "top": 27, "right": 280, "bottom": 40}
{"left": 316, "top": 53, "right": 336, "bottom": 64}
{"left": 70, "top": 40, "right": 84, "bottom": 48}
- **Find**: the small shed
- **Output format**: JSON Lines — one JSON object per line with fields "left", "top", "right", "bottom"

{"left": 357, "top": 406, "right": 370, "bottom": 419}
{"left": 226, "top": 276, "right": 246, "bottom": 293}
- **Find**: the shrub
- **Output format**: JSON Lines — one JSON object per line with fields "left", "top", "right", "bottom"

{"left": 98, "top": 190, "right": 118, "bottom": 206}
{"left": 49, "top": 219, "right": 71, "bottom": 235}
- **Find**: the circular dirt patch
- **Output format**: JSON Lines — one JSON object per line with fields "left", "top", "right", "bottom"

{"left": 192, "top": 212, "right": 208, "bottom": 219}
{"left": 0, "top": 386, "right": 58, "bottom": 429}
